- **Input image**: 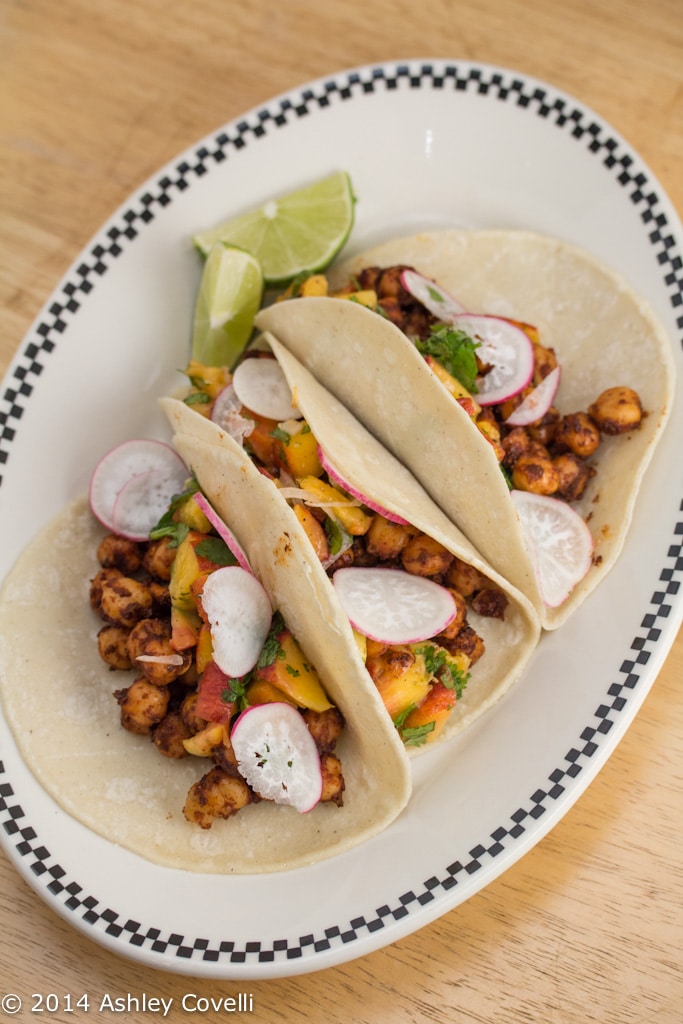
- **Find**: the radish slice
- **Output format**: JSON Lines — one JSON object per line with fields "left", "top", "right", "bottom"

{"left": 193, "top": 492, "right": 252, "bottom": 572}
{"left": 231, "top": 702, "right": 323, "bottom": 812}
{"left": 332, "top": 566, "right": 457, "bottom": 644}
{"left": 453, "top": 314, "right": 535, "bottom": 406}
{"left": 400, "top": 269, "right": 467, "bottom": 320}
{"left": 211, "top": 383, "right": 255, "bottom": 445}
{"left": 89, "top": 439, "right": 188, "bottom": 539}
{"left": 232, "top": 358, "right": 301, "bottom": 421}
{"left": 199, "top": 566, "right": 273, "bottom": 678}
{"left": 317, "top": 447, "right": 410, "bottom": 526}
{"left": 510, "top": 490, "right": 594, "bottom": 607}
{"left": 505, "top": 366, "right": 561, "bottom": 427}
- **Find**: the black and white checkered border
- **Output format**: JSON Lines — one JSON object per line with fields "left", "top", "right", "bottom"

{"left": 1, "top": 61, "right": 682, "bottom": 968}
{"left": 2, "top": 511, "right": 681, "bottom": 965}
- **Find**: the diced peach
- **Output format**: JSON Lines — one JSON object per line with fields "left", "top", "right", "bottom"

{"left": 246, "top": 679, "right": 298, "bottom": 707}
{"left": 255, "top": 630, "right": 332, "bottom": 712}
{"left": 366, "top": 645, "right": 430, "bottom": 719}
{"left": 402, "top": 682, "right": 458, "bottom": 743}
{"left": 283, "top": 427, "right": 323, "bottom": 478}
{"left": 293, "top": 503, "right": 329, "bottom": 561}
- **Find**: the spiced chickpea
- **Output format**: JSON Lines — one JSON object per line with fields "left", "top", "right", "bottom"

{"left": 97, "top": 534, "right": 143, "bottom": 575}
{"left": 97, "top": 624, "right": 133, "bottom": 670}
{"left": 511, "top": 450, "right": 560, "bottom": 495}
{"left": 401, "top": 533, "right": 454, "bottom": 577}
{"left": 553, "top": 452, "right": 595, "bottom": 502}
{"left": 445, "top": 557, "right": 488, "bottom": 597}
{"left": 114, "top": 677, "right": 170, "bottom": 735}
{"left": 532, "top": 342, "right": 558, "bottom": 383}
{"left": 553, "top": 412, "right": 601, "bottom": 459}
{"left": 588, "top": 386, "right": 643, "bottom": 435}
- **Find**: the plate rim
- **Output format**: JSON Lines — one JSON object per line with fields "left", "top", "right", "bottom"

{"left": 1, "top": 57, "right": 682, "bottom": 979}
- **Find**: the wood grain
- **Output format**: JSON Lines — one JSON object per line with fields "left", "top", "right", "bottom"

{"left": 1, "top": 0, "right": 681, "bottom": 1020}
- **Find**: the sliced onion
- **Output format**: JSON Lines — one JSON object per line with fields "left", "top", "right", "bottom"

{"left": 193, "top": 492, "right": 252, "bottom": 572}
{"left": 332, "top": 566, "right": 457, "bottom": 645}
{"left": 317, "top": 447, "right": 410, "bottom": 525}
{"left": 505, "top": 367, "right": 561, "bottom": 427}
{"left": 232, "top": 357, "right": 301, "bottom": 421}
{"left": 453, "top": 313, "right": 535, "bottom": 407}
{"left": 400, "top": 268, "right": 467, "bottom": 319}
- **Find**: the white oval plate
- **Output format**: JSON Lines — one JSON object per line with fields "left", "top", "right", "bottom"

{"left": 0, "top": 59, "right": 681, "bottom": 979}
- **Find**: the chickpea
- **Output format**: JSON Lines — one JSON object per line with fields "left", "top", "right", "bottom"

{"left": 445, "top": 557, "right": 488, "bottom": 597}
{"left": 553, "top": 412, "right": 601, "bottom": 459}
{"left": 511, "top": 450, "right": 560, "bottom": 495}
{"left": 152, "top": 712, "right": 191, "bottom": 759}
{"left": 97, "top": 534, "right": 143, "bottom": 574}
{"left": 528, "top": 407, "right": 561, "bottom": 446}
{"left": 532, "top": 342, "right": 558, "bottom": 383}
{"left": 142, "top": 537, "right": 177, "bottom": 582}
{"left": 501, "top": 426, "right": 533, "bottom": 468}
{"left": 553, "top": 452, "right": 595, "bottom": 502}
{"left": 319, "top": 754, "right": 345, "bottom": 806}
{"left": 366, "top": 515, "right": 411, "bottom": 561}
{"left": 183, "top": 767, "right": 252, "bottom": 829}
{"left": 588, "top": 386, "right": 643, "bottom": 435}
{"left": 115, "top": 677, "right": 170, "bottom": 735}
{"left": 97, "top": 624, "right": 133, "bottom": 670}
{"left": 302, "top": 707, "right": 344, "bottom": 753}
{"left": 470, "top": 587, "right": 509, "bottom": 620}
{"left": 98, "top": 572, "right": 153, "bottom": 629}
{"left": 127, "top": 617, "right": 191, "bottom": 685}
{"left": 401, "top": 533, "right": 454, "bottom": 578}
{"left": 441, "top": 625, "right": 485, "bottom": 666}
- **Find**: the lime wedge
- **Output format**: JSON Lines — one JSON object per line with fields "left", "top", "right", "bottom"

{"left": 193, "top": 170, "right": 355, "bottom": 286}
{"left": 191, "top": 243, "right": 264, "bottom": 368}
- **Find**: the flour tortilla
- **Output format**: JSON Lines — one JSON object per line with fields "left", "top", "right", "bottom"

{"left": 162, "top": 337, "right": 539, "bottom": 754}
{"left": 255, "top": 229, "right": 675, "bottom": 628}
{"left": 0, "top": 492, "right": 411, "bottom": 874}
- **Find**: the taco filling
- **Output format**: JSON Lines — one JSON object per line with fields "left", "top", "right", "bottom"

{"left": 163, "top": 339, "right": 538, "bottom": 750}
{"left": 254, "top": 229, "right": 674, "bottom": 628}
{"left": 90, "top": 480, "right": 345, "bottom": 828}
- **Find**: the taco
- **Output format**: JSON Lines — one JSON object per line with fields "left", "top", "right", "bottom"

{"left": 254, "top": 229, "right": 675, "bottom": 628}
{"left": 161, "top": 335, "right": 539, "bottom": 753}
{"left": 0, "top": 476, "right": 411, "bottom": 874}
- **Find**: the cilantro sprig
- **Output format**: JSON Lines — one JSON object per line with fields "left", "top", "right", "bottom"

{"left": 149, "top": 476, "right": 200, "bottom": 547}
{"left": 416, "top": 324, "right": 480, "bottom": 393}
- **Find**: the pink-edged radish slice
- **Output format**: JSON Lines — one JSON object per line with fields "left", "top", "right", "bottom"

{"left": 192, "top": 492, "right": 252, "bottom": 572}
{"left": 211, "top": 382, "right": 255, "bottom": 445}
{"left": 231, "top": 357, "right": 301, "bottom": 421}
{"left": 510, "top": 490, "right": 594, "bottom": 607}
{"left": 199, "top": 565, "right": 273, "bottom": 678}
{"left": 89, "top": 439, "right": 188, "bottom": 539}
{"left": 400, "top": 269, "right": 467, "bottom": 320}
{"left": 317, "top": 447, "right": 410, "bottom": 526}
{"left": 505, "top": 366, "right": 562, "bottom": 427}
{"left": 332, "top": 566, "right": 457, "bottom": 644}
{"left": 231, "top": 702, "right": 323, "bottom": 812}
{"left": 453, "top": 313, "right": 535, "bottom": 407}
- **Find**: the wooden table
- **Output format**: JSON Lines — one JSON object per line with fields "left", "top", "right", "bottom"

{"left": 1, "top": 1, "right": 681, "bottom": 1020}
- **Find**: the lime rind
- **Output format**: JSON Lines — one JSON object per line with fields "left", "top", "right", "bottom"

{"left": 192, "top": 170, "right": 355, "bottom": 286}
{"left": 191, "top": 243, "right": 264, "bottom": 368}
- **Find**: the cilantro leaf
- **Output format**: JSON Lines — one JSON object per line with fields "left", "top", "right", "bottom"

{"left": 148, "top": 476, "right": 199, "bottom": 546}
{"left": 416, "top": 324, "right": 480, "bottom": 393}
{"left": 195, "top": 536, "right": 238, "bottom": 566}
